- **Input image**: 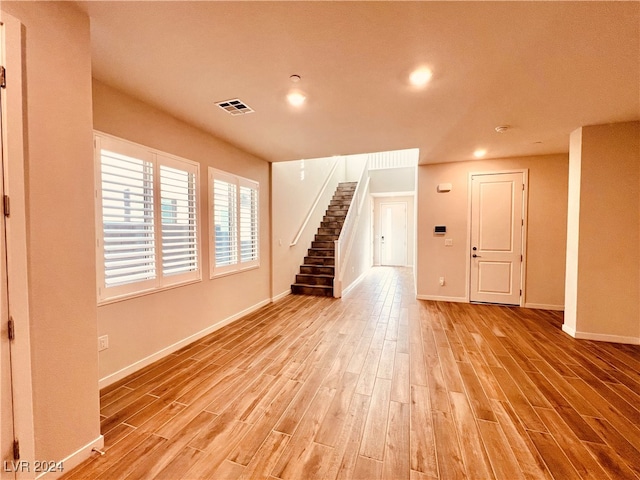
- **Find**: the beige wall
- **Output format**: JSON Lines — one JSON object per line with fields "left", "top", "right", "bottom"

{"left": 373, "top": 195, "right": 415, "bottom": 267}
{"left": 1, "top": 0, "right": 101, "bottom": 463}
{"left": 417, "top": 154, "right": 568, "bottom": 308}
{"left": 370, "top": 167, "right": 416, "bottom": 194}
{"left": 564, "top": 121, "right": 640, "bottom": 343}
{"left": 93, "top": 80, "right": 272, "bottom": 380}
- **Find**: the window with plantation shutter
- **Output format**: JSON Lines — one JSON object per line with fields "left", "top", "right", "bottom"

{"left": 100, "top": 148, "right": 156, "bottom": 289}
{"left": 95, "top": 134, "right": 201, "bottom": 303}
{"left": 213, "top": 178, "right": 237, "bottom": 267}
{"left": 209, "top": 168, "right": 260, "bottom": 276}
{"left": 239, "top": 182, "right": 259, "bottom": 263}
{"left": 159, "top": 160, "right": 198, "bottom": 278}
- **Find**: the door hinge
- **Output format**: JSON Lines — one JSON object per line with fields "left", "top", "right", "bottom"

{"left": 522, "top": 184, "right": 525, "bottom": 191}
{"left": 3, "top": 195, "right": 10, "bottom": 217}
{"left": 0, "top": 66, "right": 6, "bottom": 88}
{"left": 520, "top": 289, "right": 522, "bottom": 296}
{"left": 521, "top": 254, "right": 523, "bottom": 262}
{"left": 8, "top": 317, "right": 15, "bottom": 341}
{"left": 13, "top": 439, "right": 20, "bottom": 460}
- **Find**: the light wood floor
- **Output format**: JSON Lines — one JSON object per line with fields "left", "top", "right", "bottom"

{"left": 64, "top": 267, "right": 640, "bottom": 479}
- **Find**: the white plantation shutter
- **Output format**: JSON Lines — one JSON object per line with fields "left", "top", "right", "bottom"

{"left": 210, "top": 168, "right": 260, "bottom": 276}
{"left": 159, "top": 159, "right": 199, "bottom": 280}
{"left": 99, "top": 146, "right": 157, "bottom": 292}
{"left": 239, "top": 181, "right": 259, "bottom": 264}
{"left": 95, "top": 134, "right": 201, "bottom": 303}
{"left": 213, "top": 178, "right": 237, "bottom": 267}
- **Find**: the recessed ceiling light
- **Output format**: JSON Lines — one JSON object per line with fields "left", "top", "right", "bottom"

{"left": 287, "top": 91, "right": 306, "bottom": 107}
{"left": 409, "top": 68, "right": 433, "bottom": 87}
{"left": 473, "top": 149, "right": 487, "bottom": 158}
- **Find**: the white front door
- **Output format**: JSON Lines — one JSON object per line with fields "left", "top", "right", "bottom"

{"left": 380, "top": 202, "right": 407, "bottom": 266}
{"left": 470, "top": 172, "right": 525, "bottom": 305}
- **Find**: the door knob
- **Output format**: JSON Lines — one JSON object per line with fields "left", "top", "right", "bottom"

{"left": 472, "top": 254, "right": 481, "bottom": 258}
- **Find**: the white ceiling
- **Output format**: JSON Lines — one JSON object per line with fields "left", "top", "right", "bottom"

{"left": 78, "top": 1, "right": 640, "bottom": 164}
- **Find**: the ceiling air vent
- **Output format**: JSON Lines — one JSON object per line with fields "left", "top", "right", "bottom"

{"left": 215, "top": 98, "right": 254, "bottom": 116}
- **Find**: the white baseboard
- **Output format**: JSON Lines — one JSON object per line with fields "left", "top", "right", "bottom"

{"left": 562, "top": 325, "right": 640, "bottom": 345}
{"left": 525, "top": 303, "right": 565, "bottom": 311}
{"left": 36, "top": 435, "right": 104, "bottom": 479}
{"left": 272, "top": 289, "right": 291, "bottom": 302}
{"left": 99, "top": 298, "right": 271, "bottom": 389}
{"left": 416, "top": 294, "right": 467, "bottom": 303}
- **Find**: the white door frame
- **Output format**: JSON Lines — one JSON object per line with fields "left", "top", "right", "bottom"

{"left": 1, "top": 13, "right": 36, "bottom": 474}
{"left": 0, "top": 78, "right": 13, "bottom": 479}
{"left": 370, "top": 198, "right": 375, "bottom": 266}
{"left": 379, "top": 201, "right": 408, "bottom": 267}
{"left": 465, "top": 169, "right": 528, "bottom": 306}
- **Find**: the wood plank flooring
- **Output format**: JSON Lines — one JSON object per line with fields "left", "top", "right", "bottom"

{"left": 63, "top": 267, "right": 640, "bottom": 479}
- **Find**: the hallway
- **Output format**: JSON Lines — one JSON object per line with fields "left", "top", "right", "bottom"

{"left": 65, "top": 267, "right": 640, "bottom": 479}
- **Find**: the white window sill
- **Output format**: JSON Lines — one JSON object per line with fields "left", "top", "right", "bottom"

{"left": 97, "top": 277, "right": 202, "bottom": 306}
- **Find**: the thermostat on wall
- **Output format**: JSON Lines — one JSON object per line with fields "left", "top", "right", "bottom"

{"left": 437, "top": 183, "right": 452, "bottom": 192}
{"left": 434, "top": 226, "right": 446, "bottom": 234}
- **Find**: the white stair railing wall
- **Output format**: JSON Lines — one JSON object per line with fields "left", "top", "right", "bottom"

{"left": 334, "top": 157, "right": 370, "bottom": 298}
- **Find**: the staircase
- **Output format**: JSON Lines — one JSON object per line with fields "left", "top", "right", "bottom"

{"left": 291, "top": 182, "right": 357, "bottom": 296}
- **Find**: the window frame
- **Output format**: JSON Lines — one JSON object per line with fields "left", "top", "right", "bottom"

{"left": 94, "top": 132, "right": 201, "bottom": 304}
{"left": 209, "top": 167, "right": 260, "bottom": 278}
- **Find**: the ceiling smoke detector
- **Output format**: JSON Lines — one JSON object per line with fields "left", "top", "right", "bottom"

{"left": 495, "top": 125, "right": 510, "bottom": 133}
{"left": 215, "top": 99, "right": 254, "bottom": 116}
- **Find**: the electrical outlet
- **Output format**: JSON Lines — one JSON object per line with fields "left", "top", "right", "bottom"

{"left": 439, "top": 277, "right": 445, "bottom": 286}
{"left": 98, "top": 335, "right": 109, "bottom": 352}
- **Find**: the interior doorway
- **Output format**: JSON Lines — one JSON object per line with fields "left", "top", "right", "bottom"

{"left": 469, "top": 171, "right": 527, "bottom": 305}
{"left": 380, "top": 202, "right": 408, "bottom": 266}
{"left": 0, "top": 15, "right": 36, "bottom": 472}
